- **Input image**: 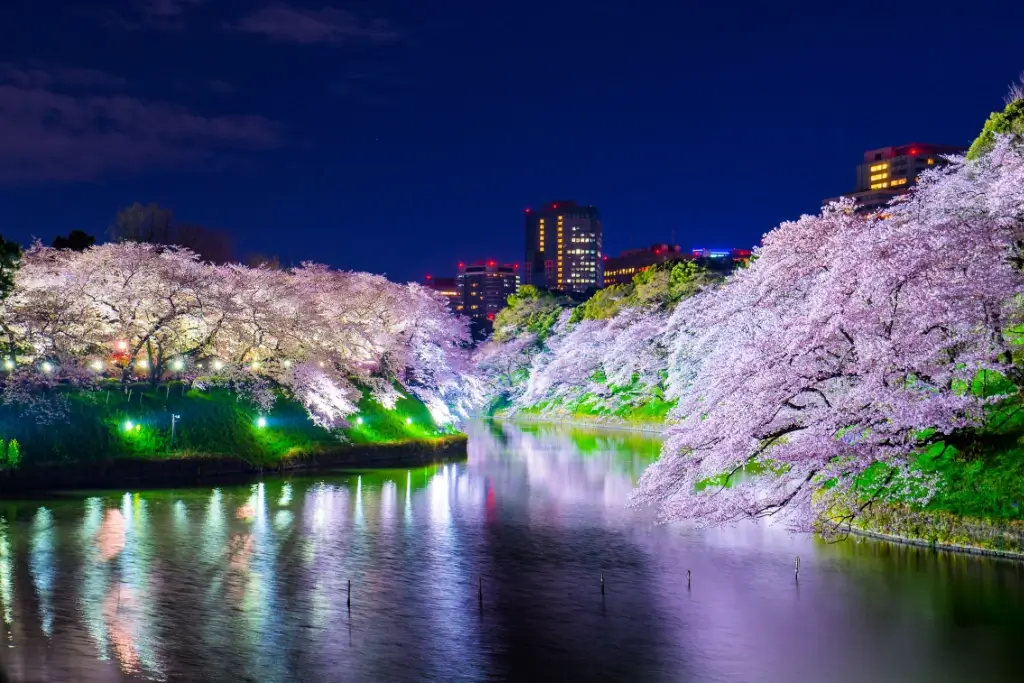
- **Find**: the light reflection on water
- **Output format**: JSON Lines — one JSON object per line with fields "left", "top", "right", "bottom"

{"left": 0, "top": 421, "right": 1021, "bottom": 682}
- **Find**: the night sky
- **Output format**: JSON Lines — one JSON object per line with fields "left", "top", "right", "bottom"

{"left": 1, "top": 0, "right": 1022, "bottom": 282}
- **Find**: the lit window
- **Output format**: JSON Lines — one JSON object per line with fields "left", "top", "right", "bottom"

{"left": 890, "top": 177, "right": 908, "bottom": 186}
{"left": 927, "top": 158, "right": 935, "bottom": 165}
{"left": 869, "top": 172, "right": 888, "bottom": 182}
{"left": 869, "top": 163, "right": 889, "bottom": 172}
{"left": 870, "top": 182, "right": 889, "bottom": 190}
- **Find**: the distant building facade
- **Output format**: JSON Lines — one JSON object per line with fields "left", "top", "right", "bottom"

{"left": 603, "top": 245, "right": 752, "bottom": 286}
{"left": 525, "top": 201, "right": 603, "bottom": 293}
{"left": 825, "top": 142, "right": 966, "bottom": 212}
{"left": 423, "top": 276, "right": 461, "bottom": 313}
{"left": 457, "top": 261, "right": 520, "bottom": 321}
{"left": 604, "top": 244, "right": 684, "bottom": 286}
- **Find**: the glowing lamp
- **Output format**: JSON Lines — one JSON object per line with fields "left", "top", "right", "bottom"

{"left": 405, "top": 417, "right": 413, "bottom": 425}
{"left": 909, "top": 148, "right": 918, "bottom": 155}
{"left": 256, "top": 416, "right": 267, "bottom": 429}
{"left": 91, "top": 359, "right": 104, "bottom": 372}
{"left": 40, "top": 361, "right": 53, "bottom": 374}
{"left": 115, "top": 340, "right": 128, "bottom": 352}
{"left": 356, "top": 416, "right": 364, "bottom": 425}
{"left": 124, "top": 420, "right": 134, "bottom": 431}
{"left": 171, "top": 359, "right": 184, "bottom": 371}
{"left": 251, "top": 361, "right": 261, "bottom": 370}
{"left": 283, "top": 359, "right": 292, "bottom": 368}
{"left": 137, "top": 359, "right": 149, "bottom": 369}
{"left": 212, "top": 359, "right": 224, "bottom": 371}
{"left": 3, "top": 359, "right": 13, "bottom": 370}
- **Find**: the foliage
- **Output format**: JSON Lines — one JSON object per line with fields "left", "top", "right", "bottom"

{"left": 967, "top": 93, "right": 1024, "bottom": 161}
{"left": 478, "top": 133, "right": 1024, "bottom": 531}
{"left": 0, "top": 383, "right": 449, "bottom": 468}
{"left": 0, "top": 234, "right": 21, "bottom": 302}
{"left": 492, "top": 285, "right": 567, "bottom": 342}
{"left": 52, "top": 230, "right": 96, "bottom": 251}
{"left": 573, "top": 261, "right": 716, "bottom": 322}
{"left": 0, "top": 241, "right": 478, "bottom": 432}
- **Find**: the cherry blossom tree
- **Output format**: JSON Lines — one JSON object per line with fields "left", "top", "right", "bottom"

{"left": 633, "top": 139, "right": 1024, "bottom": 530}
{"left": 0, "top": 242, "right": 475, "bottom": 430}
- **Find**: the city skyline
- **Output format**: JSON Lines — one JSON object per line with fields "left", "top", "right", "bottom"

{"left": 0, "top": 1, "right": 1021, "bottom": 284}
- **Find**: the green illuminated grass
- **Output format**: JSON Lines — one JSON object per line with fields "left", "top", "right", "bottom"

{"left": 0, "top": 382, "right": 457, "bottom": 469}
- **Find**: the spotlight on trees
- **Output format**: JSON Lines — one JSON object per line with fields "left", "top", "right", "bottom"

{"left": 124, "top": 420, "right": 134, "bottom": 431}
{"left": 356, "top": 416, "right": 364, "bottom": 425}
{"left": 405, "top": 417, "right": 413, "bottom": 425}
{"left": 256, "top": 416, "right": 267, "bottom": 429}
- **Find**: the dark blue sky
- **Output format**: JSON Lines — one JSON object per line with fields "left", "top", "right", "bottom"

{"left": 0, "top": 0, "right": 1021, "bottom": 282}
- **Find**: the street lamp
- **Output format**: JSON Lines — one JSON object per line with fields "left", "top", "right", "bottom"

{"left": 40, "top": 361, "right": 53, "bottom": 374}
{"left": 212, "top": 359, "right": 224, "bottom": 371}
{"left": 170, "top": 414, "right": 181, "bottom": 448}
{"left": 171, "top": 359, "right": 184, "bottom": 372}
{"left": 256, "top": 416, "right": 267, "bottom": 429}
{"left": 3, "top": 359, "right": 13, "bottom": 371}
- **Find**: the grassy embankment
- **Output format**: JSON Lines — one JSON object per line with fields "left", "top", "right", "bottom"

{"left": 0, "top": 382, "right": 459, "bottom": 471}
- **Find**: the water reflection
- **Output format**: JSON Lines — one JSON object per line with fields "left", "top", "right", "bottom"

{"left": 0, "top": 422, "right": 1021, "bottom": 682}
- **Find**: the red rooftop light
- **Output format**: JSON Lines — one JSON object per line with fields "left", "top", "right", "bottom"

{"left": 525, "top": 208, "right": 531, "bottom": 213}
{"left": 909, "top": 147, "right": 918, "bottom": 155}
{"left": 488, "top": 260, "right": 496, "bottom": 266}
{"left": 425, "top": 274, "right": 432, "bottom": 280}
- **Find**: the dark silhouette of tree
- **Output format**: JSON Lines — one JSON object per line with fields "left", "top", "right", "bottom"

{"left": 0, "top": 234, "right": 21, "bottom": 301}
{"left": 52, "top": 229, "right": 97, "bottom": 251}
{"left": 109, "top": 202, "right": 234, "bottom": 264}
{"left": 0, "top": 234, "right": 23, "bottom": 362}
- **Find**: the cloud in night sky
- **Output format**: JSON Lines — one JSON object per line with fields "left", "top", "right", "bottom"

{"left": 228, "top": 4, "right": 401, "bottom": 45}
{"left": 135, "top": 0, "right": 207, "bottom": 18}
{"left": 0, "top": 64, "right": 277, "bottom": 184}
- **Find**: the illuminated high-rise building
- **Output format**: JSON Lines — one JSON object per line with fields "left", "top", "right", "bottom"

{"left": 825, "top": 142, "right": 965, "bottom": 212}
{"left": 524, "top": 201, "right": 602, "bottom": 293}
{"left": 457, "top": 261, "right": 520, "bottom": 321}
{"left": 423, "top": 275, "right": 461, "bottom": 313}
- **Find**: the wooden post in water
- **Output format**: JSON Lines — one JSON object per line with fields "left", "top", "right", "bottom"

{"left": 687, "top": 569, "right": 691, "bottom": 587}
{"left": 347, "top": 580, "right": 351, "bottom": 610}
{"left": 794, "top": 556, "right": 800, "bottom": 580}
{"left": 600, "top": 573, "right": 605, "bottom": 596}
{"left": 478, "top": 576, "right": 483, "bottom": 608}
